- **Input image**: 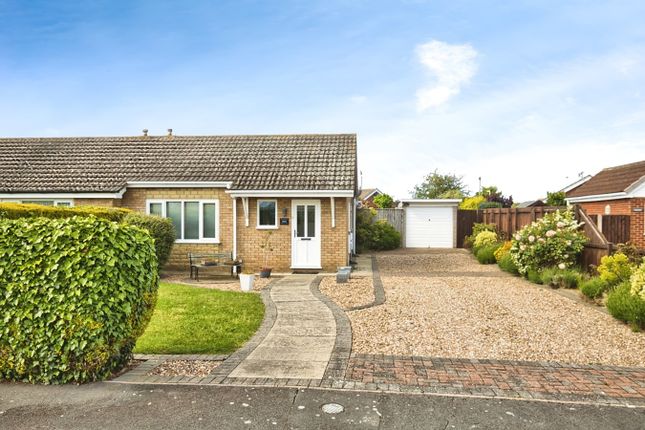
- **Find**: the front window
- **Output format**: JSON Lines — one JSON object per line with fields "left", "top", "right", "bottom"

{"left": 147, "top": 200, "right": 219, "bottom": 243}
{"left": 257, "top": 199, "right": 278, "bottom": 228}
{"left": 20, "top": 200, "right": 73, "bottom": 207}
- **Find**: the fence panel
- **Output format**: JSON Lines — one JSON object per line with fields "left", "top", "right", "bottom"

{"left": 456, "top": 210, "right": 481, "bottom": 247}
{"left": 602, "top": 215, "right": 631, "bottom": 244}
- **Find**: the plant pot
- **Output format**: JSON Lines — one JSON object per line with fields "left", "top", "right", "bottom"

{"left": 259, "top": 268, "right": 272, "bottom": 278}
{"left": 239, "top": 274, "right": 254, "bottom": 292}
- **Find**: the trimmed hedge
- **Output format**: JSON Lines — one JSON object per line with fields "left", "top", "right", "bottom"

{"left": 122, "top": 212, "right": 176, "bottom": 268}
{"left": 0, "top": 216, "right": 159, "bottom": 383}
{"left": 0, "top": 202, "right": 130, "bottom": 221}
{"left": 0, "top": 203, "right": 175, "bottom": 268}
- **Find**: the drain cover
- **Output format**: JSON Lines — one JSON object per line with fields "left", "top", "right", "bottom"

{"left": 321, "top": 403, "right": 345, "bottom": 414}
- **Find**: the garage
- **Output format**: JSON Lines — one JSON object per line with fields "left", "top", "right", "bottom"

{"left": 400, "top": 199, "right": 460, "bottom": 248}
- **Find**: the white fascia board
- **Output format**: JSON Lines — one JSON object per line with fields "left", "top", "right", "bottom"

{"left": 399, "top": 199, "right": 462, "bottom": 206}
{"left": 0, "top": 191, "right": 125, "bottom": 199}
{"left": 560, "top": 175, "right": 592, "bottom": 193}
{"left": 565, "top": 192, "right": 628, "bottom": 204}
{"left": 226, "top": 189, "right": 355, "bottom": 198}
{"left": 126, "top": 181, "right": 233, "bottom": 189}
{"left": 362, "top": 188, "right": 382, "bottom": 199}
{"left": 625, "top": 176, "right": 645, "bottom": 196}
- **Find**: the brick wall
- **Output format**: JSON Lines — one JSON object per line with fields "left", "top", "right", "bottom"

{"left": 579, "top": 199, "right": 644, "bottom": 248}
{"left": 236, "top": 197, "right": 349, "bottom": 272}
{"left": 73, "top": 198, "right": 119, "bottom": 207}
{"left": 120, "top": 188, "right": 234, "bottom": 268}
{"left": 73, "top": 190, "right": 351, "bottom": 272}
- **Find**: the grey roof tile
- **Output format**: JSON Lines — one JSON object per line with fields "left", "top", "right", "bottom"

{"left": 0, "top": 134, "right": 357, "bottom": 193}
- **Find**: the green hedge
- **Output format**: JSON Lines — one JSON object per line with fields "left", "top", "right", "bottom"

{"left": 122, "top": 212, "right": 176, "bottom": 268}
{"left": 0, "top": 203, "right": 175, "bottom": 268}
{"left": 357, "top": 210, "right": 401, "bottom": 251}
{"left": 0, "top": 216, "right": 159, "bottom": 383}
{"left": 0, "top": 202, "right": 130, "bottom": 221}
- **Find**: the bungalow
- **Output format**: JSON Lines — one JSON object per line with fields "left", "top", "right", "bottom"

{"left": 0, "top": 132, "right": 358, "bottom": 271}
{"left": 357, "top": 188, "right": 383, "bottom": 208}
{"left": 566, "top": 160, "right": 645, "bottom": 248}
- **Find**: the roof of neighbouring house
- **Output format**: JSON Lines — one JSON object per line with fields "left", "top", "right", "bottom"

{"left": 566, "top": 160, "right": 645, "bottom": 198}
{"left": 358, "top": 188, "right": 381, "bottom": 201}
{"left": 0, "top": 134, "right": 357, "bottom": 193}
{"left": 517, "top": 200, "right": 545, "bottom": 208}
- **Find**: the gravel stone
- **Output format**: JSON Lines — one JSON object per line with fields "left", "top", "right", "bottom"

{"left": 148, "top": 360, "right": 221, "bottom": 377}
{"left": 319, "top": 276, "right": 374, "bottom": 310}
{"left": 349, "top": 252, "right": 645, "bottom": 367}
{"left": 161, "top": 273, "right": 273, "bottom": 292}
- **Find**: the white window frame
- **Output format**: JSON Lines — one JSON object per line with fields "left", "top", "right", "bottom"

{"left": 256, "top": 199, "right": 278, "bottom": 229}
{"left": 146, "top": 199, "right": 220, "bottom": 244}
{"left": 1, "top": 199, "right": 74, "bottom": 207}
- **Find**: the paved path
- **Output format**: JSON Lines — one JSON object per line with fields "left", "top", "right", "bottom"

{"left": 229, "top": 274, "right": 336, "bottom": 380}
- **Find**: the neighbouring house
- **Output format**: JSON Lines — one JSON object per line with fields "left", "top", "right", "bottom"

{"left": 0, "top": 132, "right": 358, "bottom": 271}
{"left": 516, "top": 200, "right": 545, "bottom": 208}
{"left": 566, "top": 160, "right": 645, "bottom": 248}
{"left": 358, "top": 188, "right": 383, "bottom": 208}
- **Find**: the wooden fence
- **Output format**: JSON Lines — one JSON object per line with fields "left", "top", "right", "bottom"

{"left": 589, "top": 215, "right": 631, "bottom": 244}
{"left": 458, "top": 206, "right": 612, "bottom": 270}
{"left": 456, "top": 210, "right": 481, "bottom": 248}
{"left": 360, "top": 208, "right": 406, "bottom": 238}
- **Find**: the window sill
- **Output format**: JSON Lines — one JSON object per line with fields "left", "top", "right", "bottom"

{"left": 175, "top": 239, "right": 221, "bottom": 244}
{"left": 256, "top": 225, "right": 279, "bottom": 230}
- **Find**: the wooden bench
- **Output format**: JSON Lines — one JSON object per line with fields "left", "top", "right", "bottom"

{"left": 188, "top": 252, "right": 241, "bottom": 281}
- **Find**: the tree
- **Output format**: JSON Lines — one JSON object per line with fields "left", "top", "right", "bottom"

{"left": 373, "top": 193, "right": 395, "bottom": 208}
{"left": 459, "top": 195, "right": 485, "bottom": 210}
{"left": 412, "top": 170, "right": 467, "bottom": 199}
{"left": 546, "top": 191, "right": 566, "bottom": 207}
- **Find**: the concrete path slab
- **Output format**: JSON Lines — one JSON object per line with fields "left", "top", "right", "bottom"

{"left": 229, "top": 274, "right": 336, "bottom": 380}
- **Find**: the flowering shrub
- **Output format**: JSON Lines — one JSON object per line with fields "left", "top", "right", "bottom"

{"left": 509, "top": 210, "right": 586, "bottom": 275}
{"left": 631, "top": 259, "right": 645, "bottom": 300}
{"left": 474, "top": 230, "right": 498, "bottom": 248}
{"left": 598, "top": 253, "right": 634, "bottom": 286}
{"left": 494, "top": 241, "right": 512, "bottom": 262}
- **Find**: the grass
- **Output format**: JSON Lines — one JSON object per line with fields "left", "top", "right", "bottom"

{"left": 134, "top": 282, "right": 264, "bottom": 354}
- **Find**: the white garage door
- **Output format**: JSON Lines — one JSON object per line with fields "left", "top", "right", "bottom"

{"left": 405, "top": 206, "right": 454, "bottom": 248}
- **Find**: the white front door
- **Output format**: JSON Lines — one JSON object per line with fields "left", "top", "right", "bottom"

{"left": 291, "top": 200, "right": 322, "bottom": 269}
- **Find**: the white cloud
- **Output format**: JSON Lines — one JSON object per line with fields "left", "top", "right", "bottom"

{"left": 415, "top": 40, "right": 478, "bottom": 110}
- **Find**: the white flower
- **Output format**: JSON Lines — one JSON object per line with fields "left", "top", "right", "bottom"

{"left": 538, "top": 238, "right": 545, "bottom": 243}
{"left": 546, "top": 230, "right": 556, "bottom": 237}
{"left": 558, "top": 263, "right": 566, "bottom": 269}
{"left": 528, "top": 235, "right": 535, "bottom": 242}
{"left": 564, "top": 254, "right": 569, "bottom": 259}
{"left": 520, "top": 244, "right": 526, "bottom": 251}
{"left": 515, "top": 234, "right": 521, "bottom": 241}
{"left": 566, "top": 240, "right": 572, "bottom": 246}
{"left": 556, "top": 221, "right": 565, "bottom": 228}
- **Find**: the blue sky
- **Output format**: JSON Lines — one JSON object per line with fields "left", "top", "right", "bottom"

{"left": 1, "top": 0, "right": 644, "bottom": 200}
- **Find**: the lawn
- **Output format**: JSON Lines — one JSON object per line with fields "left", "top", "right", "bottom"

{"left": 134, "top": 282, "right": 264, "bottom": 354}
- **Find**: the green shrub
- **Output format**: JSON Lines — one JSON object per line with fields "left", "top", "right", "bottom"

{"left": 474, "top": 231, "right": 498, "bottom": 249}
{"left": 478, "top": 201, "right": 503, "bottom": 209}
{"left": 372, "top": 194, "right": 394, "bottom": 208}
{"left": 0, "top": 216, "right": 159, "bottom": 383}
{"left": 464, "top": 223, "right": 496, "bottom": 249}
{"left": 527, "top": 269, "right": 543, "bottom": 284}
{"left": 606, "top": 282, "right": 645, "bottom": 330}
{"left": 356, "top": 210, "right": 400, "bottom": 251}
{"left": 540, "top": 267, "right": 582, "bottom": 289}
{"left": 580, "top": 277, "right": 610, "bottom": 300}
{"left": 476, "top": 244, "right": 500, "bottom": 264}
{"left": 459, "top": 195, "right": 485, "bottom": 210}
{"left": 630, "top": 259, "right": 645, "bottom": 300}
{"left": 122, "top": 212, "right": 176, "bottom": 268}
{"left": 494, "top": 241, "right": 512, "bottom": 262}
{"left": 0, "top": 203, "right": 174, "bottom": 268}
{"left": 597, "top": 253, "right": 634, "bottom": 286}
{"left": 615, "top": 242, "right": 645, "bottom": 265}
{"left": 509, "top": 210, "right": 586, "bottom": 275}
{"left": 0, "top": 202, "right": 130, "bottom": 221}
{"left": 498, "top": 253, "right": 520, "bottom": 275}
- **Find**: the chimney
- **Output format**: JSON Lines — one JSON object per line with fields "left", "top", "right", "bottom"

{"left": 142, "top": 129, "right": 148, "bottom": 137}
{"left": 167, "top": 128, "right": 173, "bottom": 137}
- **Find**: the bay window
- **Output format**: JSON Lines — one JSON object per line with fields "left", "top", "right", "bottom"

{"left": 146, "top": 200, "right": 219, "bottom": 243}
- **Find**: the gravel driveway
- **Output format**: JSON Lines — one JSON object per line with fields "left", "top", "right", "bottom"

{"left": 347, "top": 250, "right": 645, "bottom": 367}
